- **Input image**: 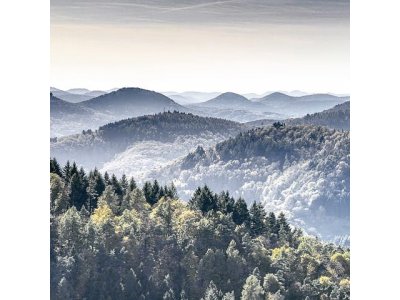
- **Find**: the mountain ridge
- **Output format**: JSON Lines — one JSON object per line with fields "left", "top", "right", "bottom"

{"left": 247, "top": 101, "right": 350, "bottom": 130}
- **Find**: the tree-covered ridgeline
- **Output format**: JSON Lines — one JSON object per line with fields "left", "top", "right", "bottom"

{"left": 51, "top": 111, "right": 245, "bottom": 170}
{"left": 50, "top": 159, "right": 350, "bottom": 300}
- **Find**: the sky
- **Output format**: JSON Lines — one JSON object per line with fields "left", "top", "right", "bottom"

{"left": 51, "top": 0, "right": 349, "bottom": 94}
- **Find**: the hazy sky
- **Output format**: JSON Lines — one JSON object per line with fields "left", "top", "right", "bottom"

{"left": 51, "top": 0, "right": 349, "bottom": 94}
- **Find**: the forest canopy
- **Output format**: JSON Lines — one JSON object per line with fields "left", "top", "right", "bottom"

{"left": 50, "top": 159, "right": 350, "bottom": 299}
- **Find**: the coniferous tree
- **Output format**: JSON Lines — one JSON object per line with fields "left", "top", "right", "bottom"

{"left": 161, "top": 185, "right": 168, "bottom": 199}
{"left": 217, "top": 191, "right": 235, "bottom": 215}
{"left": 69, "top": 173, "right": 88, "bottom": 210}
{"left": 111, "top": 174, "right": 123, "bottom": 196}
{"left": 120, "top": 174, "right": 128, "bottom": 195}
{"left": 86, "top": 169, "right": 105, "bottom": 212}
{"left": 70, "top": 162, "right": 79, "bottom": 178}
{"left": 104, "top": 172, "right": 111, "bottom": 185}
{"left": 249, "top": 202, "right": 267, "bottom": 236}
{"left": 143, "top": 181, "right": 153, "bottom": 205}
{"left": 277, "top": 212, "right": 291, "bottom": 244}
{"left": 151, "top": 180, "right": 161, "bottom": 204}
{"left": 166, "top": 182, "right": 178, "bottom": 199}
{"left": 232, "top": 197, "right": 250, "bottom": 225}
{"left": 78, "top": 167, "right": 86, "bottom": 180}
{"left": 62, "top": 161, "right": 72, "bottom": 181}
{"left": 267, "top": 212, "right": 279, "bottom": 235}
{"left": 128, "top": 177, "right": 137, "bottom": 192}
{"left": 50, "top": 158, "right": 62, "bottom": 177}
{"left": 188, "top": 185, "right": 217, "bottom": 214}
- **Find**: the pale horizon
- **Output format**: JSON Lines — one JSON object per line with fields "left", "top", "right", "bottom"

{"left": 51, "top": 0, "right": 349, "bottom": 94}
{"left": 50, "top": 85, "right": 350, "bottom": 97}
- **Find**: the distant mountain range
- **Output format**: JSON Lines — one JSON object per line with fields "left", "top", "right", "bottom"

{"left": 162, "top": 90, "right": 349, "bottom": 105}
{"left": 186, "top": 91, "right": 348, "bottom": 122}
{"left": 187, "top": 92, "right": 285, "bottom": 123}
{"left": 50, "top": 86, "right": 350, "bottom": 136}
{"left": 252, "top": 92, "right": 349, "bottom": 116}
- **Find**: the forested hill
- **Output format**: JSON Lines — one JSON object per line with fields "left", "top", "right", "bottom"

{"left": 284, "top": 101, "right": 350, "bottom": 130}
{"left": 50, "top": 159, "right": 350, "bottom": 300}
{"left": 156, "top": 125, "right": 350, "bottom": 241}
{"left": 97, "top": 110, "right": 244, "bottom": 142}
{"left": 51, "top": 111, "right": 246, "bottom": 170}
{"left": 247, "top": 101, "right": 350, "bottom": 130}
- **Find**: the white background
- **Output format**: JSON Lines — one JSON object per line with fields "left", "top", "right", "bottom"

{"left": 0, "top": 0, "right": 399, "bottom": 298}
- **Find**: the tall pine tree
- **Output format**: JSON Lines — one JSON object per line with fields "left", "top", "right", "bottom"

{"left": 249, "top": 202, "right": 267, "bottom": 236}
{"left": 188, "top": 185, "right": 217, "bottom": 214}
{"left": 232, "top": 197, "right": 250, "bottom": 225}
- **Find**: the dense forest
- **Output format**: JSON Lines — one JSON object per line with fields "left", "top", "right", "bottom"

{"left": 51, "top": 111, "right": 245, "bottom": 169}
{"left": 156, "top": 125, "right": 349, "bottom": 241}
{"left": 51, "top": 159, "right": 350, "bottom": 300}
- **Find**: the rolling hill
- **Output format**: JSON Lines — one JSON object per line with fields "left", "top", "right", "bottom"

{"left": 196, "top": 92, "right": 268, "bottom": 111}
